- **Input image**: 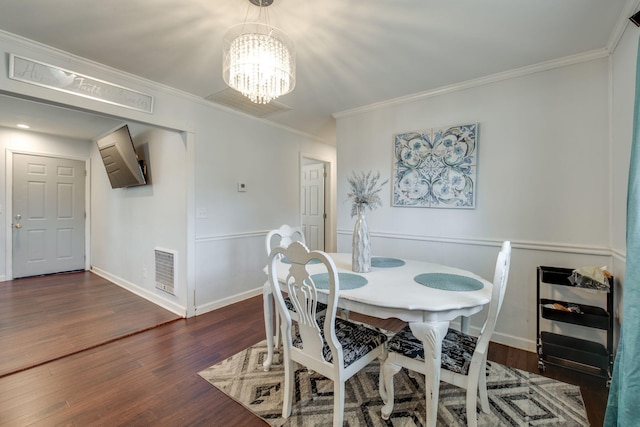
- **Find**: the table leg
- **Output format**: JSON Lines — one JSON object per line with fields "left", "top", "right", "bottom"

{"left": 460, "top": 316, "right": 470, "bottom": 334}
{"left": 409, "top": 320, "right": 449, "bottom": 427}
{"left": 262, "top": 281, "right": 274, "bottom": 371}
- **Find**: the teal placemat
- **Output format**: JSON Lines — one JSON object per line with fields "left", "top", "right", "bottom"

{"left": 414, "top": 273, "right": 484, "bottom": 291}
{"left": 310, "top": 273, "right": 368, "bottom": 290}
{"left": 281, "top": 256, "right": 322, "bottom": 265}
{"left": 371, "top": 257, "right": 405, "bottom": 268}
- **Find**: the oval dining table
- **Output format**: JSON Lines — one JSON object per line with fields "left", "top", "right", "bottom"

{"left": 262, "top": 252, "right": 493, "bottom": 427}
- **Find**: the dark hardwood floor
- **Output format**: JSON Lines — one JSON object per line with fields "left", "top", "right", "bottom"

{"left": 0, "top": 271, "right": 181, "bottom": 378}
{"left": 0, "top": 272, "right": 608, "bottom": 426}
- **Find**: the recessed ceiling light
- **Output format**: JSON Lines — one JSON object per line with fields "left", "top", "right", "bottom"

{"left": 16, "top": 123, "right": 30, "bottom": 129}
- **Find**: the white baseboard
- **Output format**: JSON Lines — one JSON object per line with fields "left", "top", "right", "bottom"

{"left": 491, "top": 331, "right": 537, "bottom": 353}
{"left": 464, "top": 324, "right": 536, "bottom": 353}
{"left": 91, "top": 267, "right": 186, "bottom": 317}
{"left": 196, "top": 287, "right": 263, "bottom": 315}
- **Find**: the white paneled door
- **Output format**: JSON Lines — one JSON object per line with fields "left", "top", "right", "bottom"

{"left": 301, "top": 162, "right": 325, "bottom": 251}
{"left": 12, "top": 153, "right": 85, "bottom": 278}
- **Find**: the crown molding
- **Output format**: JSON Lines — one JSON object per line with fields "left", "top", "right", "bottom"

{"left": 333, "top": 49, "right": 610, "bottom": 120}
{"left": 607, "top": 0, "right": 640, "bottom": 53}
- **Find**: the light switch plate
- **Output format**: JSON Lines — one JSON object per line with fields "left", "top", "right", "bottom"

{"left": 197, "top": 207, "right": 208, "bottom": 218}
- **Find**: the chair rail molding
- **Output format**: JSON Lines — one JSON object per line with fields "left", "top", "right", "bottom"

{"left": 337, "top": 229, "right": 615, "bottom": 257}
{"left": 612, "top": 248, "right": 626, "bottom": 262}
{"left": 195, "top": 230, "right": 268, "bottom": 243}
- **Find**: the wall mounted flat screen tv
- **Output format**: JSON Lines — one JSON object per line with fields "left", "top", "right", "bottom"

{"left": 95, "top": 124, "right": 147, "bottom": 188}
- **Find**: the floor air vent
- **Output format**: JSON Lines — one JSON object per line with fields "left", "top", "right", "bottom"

{"left": 155, "top": 248, "right": 177, "bottom": 295}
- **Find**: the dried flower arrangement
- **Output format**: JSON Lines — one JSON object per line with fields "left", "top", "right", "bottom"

{"left": 347, "top": 170, "right": 388, "bottom": 217}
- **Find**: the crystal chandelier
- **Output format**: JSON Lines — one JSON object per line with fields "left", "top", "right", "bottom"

{"left": 223, "top": 0, "right": 295, "bottom": 104}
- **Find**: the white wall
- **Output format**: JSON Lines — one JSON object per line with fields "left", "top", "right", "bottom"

{"left": 192, "top": 108, "right": 331, "bottom": 313}
{"left": 0, "top": 31, "right": 337, "bottom": 317}
{"left": 90, "top": 125, "right": 189, "bottom": 315}
{"left": 609, "top": 22, "right": 639, "bottom": 338}
{"left": 335, "top": 55, "right": 626, "bottom": 352}
{"left": 612, "top": 25, "right": 638, "bottom": 279}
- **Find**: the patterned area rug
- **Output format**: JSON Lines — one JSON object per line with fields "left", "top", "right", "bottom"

{"left": 198, "top": 340, "right": 589, "bottom": 426}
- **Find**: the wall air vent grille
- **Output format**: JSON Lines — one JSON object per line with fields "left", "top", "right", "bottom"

{"left": 155, "top": 248, "right": 176, "bottom": 295}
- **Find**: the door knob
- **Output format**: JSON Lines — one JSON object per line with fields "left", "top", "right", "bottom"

{"left": 13, "top": 223, "right": 22, "bottom": 229}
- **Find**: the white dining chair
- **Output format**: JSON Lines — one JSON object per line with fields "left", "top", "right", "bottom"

{"left": 268, "top": 241, "right": 388, "bottom": 426}
{"left": 380, "top": 241, "right": 511, "bottom": 427}
{"left": 263, "top": 225, "right": 308, "bottom": 356}
{"left": 265, "top": 224, "right": 306, "bottom": 257}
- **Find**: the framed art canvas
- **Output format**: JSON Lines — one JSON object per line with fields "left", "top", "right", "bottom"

{"left": 392, "top": 123, "right": 478, "bottom": 208}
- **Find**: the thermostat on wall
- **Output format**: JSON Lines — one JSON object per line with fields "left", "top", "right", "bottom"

{"left": 237, "top": 182, "right": 247, "bottom": 192}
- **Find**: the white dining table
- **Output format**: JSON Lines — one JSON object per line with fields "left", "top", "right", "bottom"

{"left": 262, "top": 252, "right": 493, "bottom": 427}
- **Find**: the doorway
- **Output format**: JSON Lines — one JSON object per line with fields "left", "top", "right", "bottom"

{"left": 301, "top": 159, "right": 326, "bottom": 251}
{"left": 11, "top": 153, "right": 86, "bottom": 278}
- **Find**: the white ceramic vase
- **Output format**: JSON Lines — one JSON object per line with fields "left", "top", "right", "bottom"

{"left": 352, "top": 207, "right": 371, "bottom": 273}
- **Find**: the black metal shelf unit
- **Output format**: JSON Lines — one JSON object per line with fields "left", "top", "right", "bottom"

{"left": 536, "top": 266, "right": 614, "bottom": 385}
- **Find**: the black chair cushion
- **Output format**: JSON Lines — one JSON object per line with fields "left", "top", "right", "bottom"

{"left": 387, "top": 325, "right": 477, "bottom": 375}
{"left": 292, "top": 316, "right": 387, "bottom": 369}
{"left": 284, "top": 296, "right": 327, "bottom": 313}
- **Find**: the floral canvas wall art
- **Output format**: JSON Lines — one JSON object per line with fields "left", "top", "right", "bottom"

{"left": 392, "top": 123, "right": 478, "bottom": 208}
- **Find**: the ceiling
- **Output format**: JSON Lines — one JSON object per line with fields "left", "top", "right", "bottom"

{"left": 0, "top": 0, "right": 635, "bottom": 142}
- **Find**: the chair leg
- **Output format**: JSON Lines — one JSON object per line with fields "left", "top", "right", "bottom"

{"left": 333, "top": 380, "right": 345, "bottom": 426}
{"left": 381, "top": 359, "right": 402, "bottom": 419}
{"left": 262, "top": 283, "right": 275, "bottom": 371}
{"left": 478, "top": 358, "right": 490, "bottom": 413}
{"left": 465, "top": 363, "right": 482, "bottom": 427}
{"left": 378, "top": 350, "right": 389, "bottom": 402}
{"left": 465, "top": 386, "right": 479, "bottom": 427}
{"left": 378, "top": 367, "right": 387, "bottom": 403}
{"left": 274, "top": 312, "right": 281, "bottom": 349}
{"left": 281, "top": 349, "right": 294, "bottom": 419}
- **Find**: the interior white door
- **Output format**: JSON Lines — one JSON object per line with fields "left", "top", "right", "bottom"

{"left": 301, "top": 162, "right": 325, "bottom": 251}
{"left": 12, "top": 153, "right": 86, "bottom": 278}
